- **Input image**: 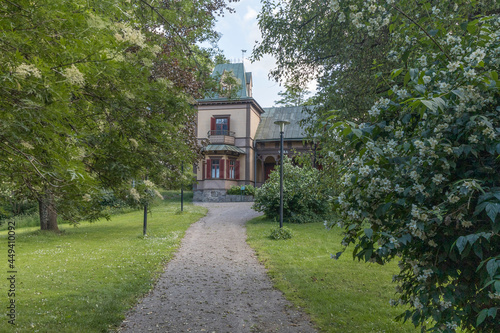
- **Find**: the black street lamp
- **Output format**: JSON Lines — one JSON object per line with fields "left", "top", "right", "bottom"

{"left": 274, "top": 120, "right": 290, "bottom": 228}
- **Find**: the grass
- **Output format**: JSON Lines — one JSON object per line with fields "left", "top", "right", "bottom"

{"left": 246, "top": 216, "right": 419, "bottom": 333}
{"left": 0, "top": 192, "right": 206, "bottom": 332}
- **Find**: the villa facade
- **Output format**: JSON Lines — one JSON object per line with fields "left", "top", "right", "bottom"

{"left": 193, "top": 63, "right": 315, "bottom": 202}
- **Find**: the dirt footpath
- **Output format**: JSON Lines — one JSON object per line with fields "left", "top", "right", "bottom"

{"left": 120, "top": 202, "right": 316, "bottom": 333}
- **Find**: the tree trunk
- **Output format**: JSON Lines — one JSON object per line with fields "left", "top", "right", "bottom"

{"left": 38, "top": 192, "right": 59, "bottom": 231}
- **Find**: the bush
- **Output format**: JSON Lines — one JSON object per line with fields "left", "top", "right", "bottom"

{"left": 325, "top": 6, "right": 500, "bottom": 332}
{"left": 253, "top": 156, "right": 332, "bottom": 223}
{"left": 227, "top": 184, "right": 255, "bottom": 196}
{"left": 270, "top": 226, "right": 293, "bottom": 240}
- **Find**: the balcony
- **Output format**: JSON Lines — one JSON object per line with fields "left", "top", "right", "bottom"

{"left": 207, "top": 130, "right": 235, "bottom": 145}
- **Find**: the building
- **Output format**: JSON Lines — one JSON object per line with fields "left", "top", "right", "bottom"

{"left": 193, "top": 63, "right": 315, "bottom": 202}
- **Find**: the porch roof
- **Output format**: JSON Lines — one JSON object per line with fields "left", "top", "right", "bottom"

{"left": 202, "top": 144, "right": 246, "bottom": 154}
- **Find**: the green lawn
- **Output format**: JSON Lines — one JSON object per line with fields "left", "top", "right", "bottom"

{"left": 246, "top": 216, "right": 418, "bottom": 333}
{"left": 0, "top": 194, "right": 206, "bottom": 332}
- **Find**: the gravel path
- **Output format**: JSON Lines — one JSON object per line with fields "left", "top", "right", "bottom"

{"left": 120, "top": 202, "right": 316, "bottom": 333}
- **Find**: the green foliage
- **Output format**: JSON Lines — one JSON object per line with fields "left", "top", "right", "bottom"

{"left": 256, "top": 0, "right": 499, "bottom": 331}
{"left": 269, "top": 226, "right": 293, "bottom": 240}
{"left": 253, "top": 156, "right": 332, "bottom": 224}
{"left": 0, "top": 0, "right": 234, "bottom": 229}
{"left": 324, "top": 3, "right": 499, "bottom": 332}
{"left": 274, "top": 83, "right": 312, "bottom": 107}
{"left": 227, "top": 184, "right": 256, "bottom": 196}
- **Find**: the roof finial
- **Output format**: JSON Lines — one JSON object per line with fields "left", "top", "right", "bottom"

{"left": 241, "top": 50, "right": 247, "bottom": 64}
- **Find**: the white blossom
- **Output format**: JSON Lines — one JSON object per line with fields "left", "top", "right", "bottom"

{"left": 14, "top": 63, "right": 41, "bottom": 79}
{"left": 63, "top": 65, "right": 85, "bottom": 86}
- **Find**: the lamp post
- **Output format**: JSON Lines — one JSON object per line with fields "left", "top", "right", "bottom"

{"left": 181, "top": 162, "right": 184, "bottom": 212}
{"left": 274, "top": 120, "right": 289, "bottom": 228}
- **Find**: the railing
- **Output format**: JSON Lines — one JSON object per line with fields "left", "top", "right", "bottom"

{"left": 207, "top": 130, "right": 235, "bottom": 137}
{"left": 207, "top": 130, "right": 235, "bottom": 145}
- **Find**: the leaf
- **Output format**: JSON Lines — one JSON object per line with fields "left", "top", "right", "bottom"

{"left": 477, "top": 308, "right": 488, "bottom": 326}
{"left": 456, "top": 236, "right": 468, "bottom": 254}
{"left": 486, "top": 259, "right": 499, "bottom": 278}
{"left": 352, "top": 128, "right": 363, "bottom": 138}
{"left": 404, "top": 71, "right": 411, "bottom": 85}
{"left": 467, "top": 21, "right": 478, "bottom": 34}
{"left": 364, "top": 228, "right": 373, "bottom": 239}
{"left": 391, "top": 68, "right": 403, "bottom": 78}
{"left": 428, "top": 29, "right": 439, "bottom": 36}
{"left": 421, "top": 99, "right": 437, "bottom": 112}
{"left": 488, "top": 307, "right": 497, "bottom": 319}
{"left": 485, "top": 202, "right": 500, "bottom": 223}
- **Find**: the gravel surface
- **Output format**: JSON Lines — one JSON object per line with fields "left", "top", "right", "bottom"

{"left": 120, "top": 202, "right": 316, "bottom": 333}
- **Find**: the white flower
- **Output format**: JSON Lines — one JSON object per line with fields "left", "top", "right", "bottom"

{"left": 143, "top": 180, "right": 155, "bottom": 188}
{"left": 359, "top": 165, "right": 371, "bottom": 177}
{"left": 431, "top": 6, "right": 440, "bottom": 15}
{"left": 338, "top": 12, "right": 345, "bottom": 23}
{"left": 82, "top": 194, "right": 92, "bottom": 202}
{"left": 418, "top": 55, "right": 427, "bottom": 67}
{"left": 369, "top": 106, "right": 380, "bottom": 117}
{"left": 461, "top": 220, "right": 473, "bottom": 228}
{"left": 432, "top": 174, "right": 445, "bottom": 185}
{"left": 447, "top": 61, "right": 461, "bottom": 72}
{"left": 130, "top": 188, "right": 141, "bottom": 201}
{"left": 63, "top": 65, "right": 85, "bottom": 86}
{"left": 438, "top": 82, "right": 451, "bottom": 92}
{"left": 153, "top": 189, "right": 163, "bottom": 199}
{"left": 20, "top": 141, "right": 34, "bottom": 150}
{"left": 14, "top": 63, "right": 41, "bottom": 79}
{"left": 423, "top": 76, "right": 431, "bottom": 84}
{"left": 464, "top": 69, "right": 476, "bottom": 78}
{"left": 440, "top": 300, "right": 452, "bottom": 309}
{"left": 330, "top": 0, "right": 340, "bottom": 12}
{"left": 469, "top": 48, "right": 486, "bottom": 63}
{"left": 448, "top": 194, "right": 460, "bottom": 203}
{"left": 414, "top": 140, "right": 425, "bottom": 149}
{"left": 468, "top": 135, "right": 478, "bottom": 143}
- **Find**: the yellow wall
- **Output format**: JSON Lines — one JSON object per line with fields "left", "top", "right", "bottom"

{"left": 250, "top": 105, "right": 261, "bottom": 140}
{"left": 197, "top": 104, "right": 248, "bottom": 139}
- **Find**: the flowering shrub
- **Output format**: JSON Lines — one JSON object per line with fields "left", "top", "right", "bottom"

{"left": 324, "top": 2, "right": 499, "bottom": 332}
{"left": 253, "top": 156, "right": 332, "bottom": 224}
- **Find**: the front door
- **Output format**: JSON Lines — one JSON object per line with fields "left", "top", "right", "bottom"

{"left": 264, "top": 163, "right": 275, "bottom": 181}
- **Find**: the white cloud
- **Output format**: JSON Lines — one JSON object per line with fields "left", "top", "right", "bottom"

{"left": 244, "top": 7, "right": 258, "bottom": 21}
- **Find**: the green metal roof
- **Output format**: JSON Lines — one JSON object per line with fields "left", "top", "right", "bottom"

{"left": 255, "top": 106, "right": 316, "bottom": 141}
{"left": 202, "top": 144, "right": 246, "bottom": 154}
{"left": 200, "top": 63, "right": 251, "bottom": 101}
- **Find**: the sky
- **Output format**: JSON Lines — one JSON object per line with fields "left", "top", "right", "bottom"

{"left": 211, "top": 0, "right": 283, "bottom": 108}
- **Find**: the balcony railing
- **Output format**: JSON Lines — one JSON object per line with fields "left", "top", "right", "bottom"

{"left": 207, "top": 130, "right": 235, "bottom": 145}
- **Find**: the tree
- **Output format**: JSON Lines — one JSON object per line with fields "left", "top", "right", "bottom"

{"left": 274, "top": 83, "right": 312, "bottom": 107}
{"left": 0, "top": 0, "right": 236, "bottom": 230}
{"left": 254, "top": 0, "right": 500, "bottom": 331}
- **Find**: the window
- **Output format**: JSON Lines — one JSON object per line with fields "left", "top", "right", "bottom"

{"left": 228, "top": 160, "right": 235, "bottom": 179}
{"left": 211, "top": 117, "right": 230, "bottom": 135}
{"left": 211, "top": 159, "right": 220, "bottom": 178}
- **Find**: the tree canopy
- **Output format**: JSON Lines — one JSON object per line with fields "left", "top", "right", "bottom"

{"left": 254, "top": 1, "right": 500, "bottom": 331}
{"left": 0, "top": 0, "right": 235, "bottom": 229}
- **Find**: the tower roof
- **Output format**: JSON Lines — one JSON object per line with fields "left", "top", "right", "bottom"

{"left": 200, "top": 63, "right": 252, "bottom": 101}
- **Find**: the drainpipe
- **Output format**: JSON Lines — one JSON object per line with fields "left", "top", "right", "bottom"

{"left": 254, "top": 140, "right": 257, "bottom": 187}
